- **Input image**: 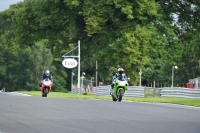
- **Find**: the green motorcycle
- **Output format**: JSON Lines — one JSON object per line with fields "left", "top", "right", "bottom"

{"left": 111, "top": 75, "right": 128, "bottom": 102}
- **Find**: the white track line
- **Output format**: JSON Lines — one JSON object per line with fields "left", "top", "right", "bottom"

{"left": 11, "top": 92, "right": 31, "bottom": 96}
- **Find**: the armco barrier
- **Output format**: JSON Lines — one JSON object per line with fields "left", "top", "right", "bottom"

{"left": 159, "top": 87, "right": 200, "bottom": 98}
{"left": 92, "top": 86, "right": 110, "bottom": 96}
{"left": 92, "top": 86, "right": 149, "bottom": 98}
{"left": 92, "top": 86, "right": 200, "bottom": 98}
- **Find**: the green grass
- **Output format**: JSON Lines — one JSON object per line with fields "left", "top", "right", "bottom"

{"left": 16, "top": 91, "right": 111, "bottom": 99}
{"left": 16, "top": 91, "right": 200, "bottom": 107}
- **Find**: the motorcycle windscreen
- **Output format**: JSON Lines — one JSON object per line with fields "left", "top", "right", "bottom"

{"left": 117, "top": 76, "right": 125, "bottom": 81}
{"left": 44, "top": 78, "right": 50, "bottom": 81}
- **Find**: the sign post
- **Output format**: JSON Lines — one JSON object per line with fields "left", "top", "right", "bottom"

{"left": 139, "top": 69, "right": 142, "bottom": 86}
{"left": 62, "top": 40, "right": 81, "bottom": 94}
{"left": 171, "top": 66, "right": 178, "bottom": 87}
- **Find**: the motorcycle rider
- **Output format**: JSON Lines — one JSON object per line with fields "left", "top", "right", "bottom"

{"left": 110, "top": 67, "right": 127, "bottom": 93}
{"left": 40, "top": 70, "right": 53, "bottom": 90}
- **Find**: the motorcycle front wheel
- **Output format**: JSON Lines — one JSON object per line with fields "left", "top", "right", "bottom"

{"left": 118, "top": 89, "right": 123, "bottom": 102}
{"left": 44, "top": 88, "right": 49, "bottom": 97}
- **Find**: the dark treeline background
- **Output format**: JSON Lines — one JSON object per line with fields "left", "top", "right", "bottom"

{"left": 0, "top": 0, "right": 200, "bottom": 92}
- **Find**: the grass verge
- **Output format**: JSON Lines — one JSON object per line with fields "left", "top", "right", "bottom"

{"left": 16, "top": 91, "right": 200, "bottom": 107}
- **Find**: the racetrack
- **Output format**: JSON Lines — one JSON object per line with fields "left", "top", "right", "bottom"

{"left": 0, "top": 92, "right": 200, "bottom": 133}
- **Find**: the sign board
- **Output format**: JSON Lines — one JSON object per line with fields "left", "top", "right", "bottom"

{"left": 62, "top": 58, "right": 78, "bottom": 69}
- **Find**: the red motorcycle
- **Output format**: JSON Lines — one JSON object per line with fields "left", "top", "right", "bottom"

{"left": 41, "top": 78, "right": 52, "bottom": 97}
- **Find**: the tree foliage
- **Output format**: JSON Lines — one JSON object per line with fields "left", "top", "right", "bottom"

{"left": 0, "top": 0, "right": 199, "bottom": 91}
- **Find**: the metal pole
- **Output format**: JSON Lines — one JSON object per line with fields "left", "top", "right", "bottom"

{"left": 96, "top": 61, "right": 98, "bottom": 87}
{"left": 78, "top": 40, "right": 81, "bottom": 94}
{"left": 71, "top": 72, "right": 74, "bottom": 92}
{"left": 82, "top": 76, "right": 83, "bottom": 93}
{"left": 139, "top": 68, "right": 142, "bottom": 86}
{"left": 71, "top": 72, "right": 73, "bottom": 92}
{"left": 91, "top": 77, "right": 93, "bottom": 89}
{"left": 172, "top": 66, "right": 174, "bottom": 88}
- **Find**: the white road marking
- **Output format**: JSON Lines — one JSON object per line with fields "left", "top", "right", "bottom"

{"left": 11, "top": 92, "right": 31, "bottom": 96}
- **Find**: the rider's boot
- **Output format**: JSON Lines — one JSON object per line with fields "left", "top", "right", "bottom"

{"left": 109, "top": 84, "right": 114, "bottom": 94}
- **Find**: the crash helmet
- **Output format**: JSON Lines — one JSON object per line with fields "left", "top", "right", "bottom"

{"left": 45, "top": 70, "right": 50, "bottom": 77}
{"left": 118, "top": 67, "right": 124, "bottom": 74}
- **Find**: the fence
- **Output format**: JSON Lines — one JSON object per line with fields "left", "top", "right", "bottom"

{"left": 70, "top": 79, "right": 94, "bottom": 94}
{"left": 0, "top": 87, "right": 5, "bottom": 92}
{"left": 91, "top": 86, "right": 200, "bottom": 99}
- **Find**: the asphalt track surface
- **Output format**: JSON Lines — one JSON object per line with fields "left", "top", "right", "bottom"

{"left": 0, "top": 92, "right": 200, "bottom": 133}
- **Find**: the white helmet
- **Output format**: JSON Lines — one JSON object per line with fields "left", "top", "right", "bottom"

{"left": 118, "top": 67, "right": 124, "bottom": 74}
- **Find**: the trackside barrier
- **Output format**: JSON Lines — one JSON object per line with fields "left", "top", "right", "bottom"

{"left": 70, "top": 87, "right": 92, "bottom": 94}
{"left": 92, "top": 86, "right": 151, "bottom": 98}
{"left": 70, "top": 88, "right": 80, "bottom": 94}
{"left": 0, "top": 87, "right": 5, "bottom": 92}
{"left": 92, "top": 86, "right": 110, "bottom": 96}
{"left": 92, "top": 86, "right": 200, "bottom": 99}
{"left": 159, "top": 87, "right": 200, "bottom": 98}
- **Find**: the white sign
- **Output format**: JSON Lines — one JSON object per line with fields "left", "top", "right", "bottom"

{"left": 62, "top": 58, "right": 78, "bottom": 69}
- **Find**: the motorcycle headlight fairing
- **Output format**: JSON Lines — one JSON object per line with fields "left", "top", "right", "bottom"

{"left": 119, "top": 81, "right": 126, "bottom": 86}
{"left": 44, "top": 82, "right": 50, "bottom": 86}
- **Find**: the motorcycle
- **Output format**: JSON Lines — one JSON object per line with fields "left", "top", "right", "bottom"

{"left": 41, "top": 78, "right": 52, "bottom": 97}
{"left": 110, "top": 75, "right": 128, "bottom": 102}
